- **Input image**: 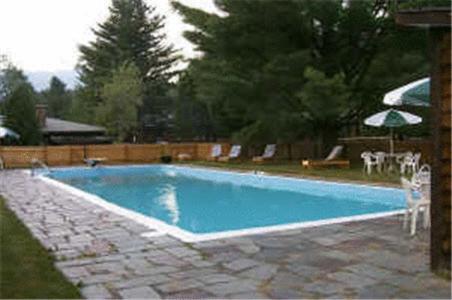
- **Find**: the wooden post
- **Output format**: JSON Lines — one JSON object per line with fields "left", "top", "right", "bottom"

{"left": 395, "top": 6, "right": 451, "bottom": 275}
{"left": 430, "top": 29, "right": 451, "bottom": 274}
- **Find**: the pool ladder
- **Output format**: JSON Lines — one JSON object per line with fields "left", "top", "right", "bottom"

{"left": 31, "top": 159, "right": 51, "bottom": 176}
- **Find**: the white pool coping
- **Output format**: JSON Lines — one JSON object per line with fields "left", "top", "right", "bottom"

{"left": 33, "top": 165, "right": 405, "bottom": 243}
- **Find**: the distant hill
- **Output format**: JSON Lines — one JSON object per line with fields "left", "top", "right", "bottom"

{"left": 25, "top": 70, "right": 78, "bottom": 91}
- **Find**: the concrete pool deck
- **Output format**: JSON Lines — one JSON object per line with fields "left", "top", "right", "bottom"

{"left": 1, "top": 170, "right": 450, "bottom": 299}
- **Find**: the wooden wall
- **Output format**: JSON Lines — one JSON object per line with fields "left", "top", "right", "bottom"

{"left": 0, "top": 143, "right": 235, "bottom": 168}
{"left": 430, "top": 29, "right": 451, "bottom": 273}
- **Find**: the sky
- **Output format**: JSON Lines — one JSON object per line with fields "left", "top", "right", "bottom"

{"left": 0, "top": 0, "right": 218, "bottom": 72}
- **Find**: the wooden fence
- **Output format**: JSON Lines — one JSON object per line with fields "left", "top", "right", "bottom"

{"left": 0, "top": 138, "right": 433, "bottom": 168}
{"left": 0, "top": 143, "right": 228, "bottom": 168}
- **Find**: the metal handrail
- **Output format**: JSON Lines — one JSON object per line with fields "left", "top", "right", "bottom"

{"left": 30, "top": 158, "right": 50, "bottom": 176}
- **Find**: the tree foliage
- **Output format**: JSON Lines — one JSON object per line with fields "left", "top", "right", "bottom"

{"left": 171, "top": 0, "right": 429, "bottom": 146}
{"left": 41, "top": 76, "right": 72, "bottom": 118}
{"left": 1, "top": 59, "right": 41, "bottom": 145}
{"left": 4, "top": 84, "right": 41, "bottom": 145}
{"left": 76, "top": 0, "right": 178, "bottom": 139}
{"left": 96, "top": 63, "right": 143, "bottom": 142}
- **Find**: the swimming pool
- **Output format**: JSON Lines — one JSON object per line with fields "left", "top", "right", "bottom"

{"left": 43, "top": 165, "right": 405, "bottom": 242}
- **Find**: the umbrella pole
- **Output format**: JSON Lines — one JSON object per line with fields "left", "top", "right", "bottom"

{"left": 389, "top": 128, "right": 394, "bottom": 172}
{"left": 390, "top": 128, "right": 394, "bottom": 155}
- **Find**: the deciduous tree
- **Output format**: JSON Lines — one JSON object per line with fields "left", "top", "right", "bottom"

{"left": 96, "top": 63, "right": 143, "bottom": 142}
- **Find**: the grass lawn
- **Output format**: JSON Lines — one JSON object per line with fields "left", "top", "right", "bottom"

{"left": 181, "top": 160, "right": 403, "bottom": 186}
{"left": 0, "top": 198, "right": 81, "bottom": 299}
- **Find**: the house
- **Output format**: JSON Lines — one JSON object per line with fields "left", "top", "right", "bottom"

{"left": 1, "top": 105, "right": 112, "bottom": 145}
{"left": 35, "top": 104, "right": 111, "bottom": 145}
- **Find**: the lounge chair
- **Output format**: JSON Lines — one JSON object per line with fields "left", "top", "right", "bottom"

{"left": 0, "top": 156, "right": 4, "bottom": 169}
{"left": 177, "top": 153, "right": 192, "bottom": 161}
{"left": 207, "top": 144, "right": 222, "bottom": 161}
{"left": 301, "top": 145, "right": 350, "bottom": 169}
{"left": 252, "top": 144, "right": 276, "bottom": 163}
{"left": 218, "top": 145, "right": 241, "bottom": 162}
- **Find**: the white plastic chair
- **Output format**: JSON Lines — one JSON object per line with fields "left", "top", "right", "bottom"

{"left": 413, "top": 152, "right": 421, "bottom": 171}
{"left": 401, "top": 177, "right": 430, "bottom": 236}
{"left": 374, "top": 151, "right": 387, "bottom": 173}
{"left": 412, "top": 164, "right": 431, "bottom": 185}
{"left": 399, "top": 152, "right": 418, "bottom": 175}
{"left": 361, "top": 152, "right": 379, "bottom": 175}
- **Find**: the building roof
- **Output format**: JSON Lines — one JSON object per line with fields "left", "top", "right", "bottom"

{"left": 0, "top": 114, "right": 106, "bottom": 135}
{"left": 42, "top": 118, "right": 106, "bottom": 135}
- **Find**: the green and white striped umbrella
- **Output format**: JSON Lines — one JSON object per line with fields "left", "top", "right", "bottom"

{"left": 364, "top": 109, "right": 422, "bottom": 127}
{"left": 0, "top": 126, "right": 20, "bottom": 139}
{"left": 383, "top": 77, "right": 430, "bottom": 107}
{"left": 365, "top": 109, "right": 422, "bottom": 155}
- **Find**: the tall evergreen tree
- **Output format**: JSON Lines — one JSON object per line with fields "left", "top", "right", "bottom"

{"left": 4, "top": 84, "right": 41, "bottom": 145}
{"left": 77, "top": 0, "right": 179, "bottom": 138}
{"left": 0, "top": 60, "right": 29, "bottom": 103}
{"left": 41, "top": 76, "right": 72, "bottom": 118}
{"left": 172, "top": 0, "right": 429, "bottom": 145}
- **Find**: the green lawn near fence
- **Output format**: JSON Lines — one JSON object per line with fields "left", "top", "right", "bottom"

{"left": 180, "top": 161, "right": 402, "bottom": 186}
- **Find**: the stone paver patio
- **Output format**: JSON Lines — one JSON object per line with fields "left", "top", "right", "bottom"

{"left": 1, "top": 170, "right": 450, "bottom": 299}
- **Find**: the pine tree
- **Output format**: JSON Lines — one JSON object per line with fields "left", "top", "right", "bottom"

{"left": 172, "top": 0, "right": 428, "bottom": 144}
{"left": 41, "top": 76, "right": 72, "bottom": 118}
{"left": 4, "top": 84, "right": 41, "bottom": 145}
{"left": 77, "top": 0, "right": 178, "bottom": 139}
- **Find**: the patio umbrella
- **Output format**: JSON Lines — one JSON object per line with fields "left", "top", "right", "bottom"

{"left": 364, "top": 108, "right": 422, "bottom": 155}
{"left": 0, "top": 126, "right": 20, "bottom": 139}
{"left": 383, "top": 77, "right": 430, "bottom": 107}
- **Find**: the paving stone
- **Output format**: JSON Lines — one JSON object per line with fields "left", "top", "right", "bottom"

{"left": 198, "top": 273, "right": 237, "bottom": 284}
{"left": 286, "top": 263, "right": 322, "bottom": 278}
{"left": 355, "top": 283, "right": 401, "bottom": 299}
{"left": 204, "top": 279, "right": 259, "bottom": 296}
{"left": 223, "top": 258, "right": 260, "bottom": 271}
{"left": 165, "top": 246, "right": 199, "bottom": 258}
{"left": 113, "top": 274, "right": 171, "bottom": 289}
{"left": 165, "top": 288, "right": 213, "bottom": 299}
{"left": 302, "top": 280, "right": 346, "bottom": 296}
{"left": 327, "top": 271, "right": 377, "bottom": 288}
{"left": 119, "top": 286, "right": 161, "bottom": 299}
{"left": 343, "top": 263, "right": 395, "bottom": 280}
{"left": 80, "top": 284, "right": 114, "bottom": 299}
{"left": 60, "top": 266, "right": 90, "bottom": 278}
{"left": 236, "top": 243, "right": 261, "bottom": 254}
{"left": 133, "top": 265, "right": 179, "bottom": 276}
{"left": 167, "top": 268, "right": 215, "bottom": 280}
{"left": 87, "top": 261, "right": 126, "bottom": 275}
{"left": 238, "top": 264, "right": 278, "bottom": 281}
{"left": 228, "top": 291, "right": 269, "bottom": 299}
{"left": 156, "top": 278, "right": 204, "bottom": 294}
{"left": 270, "top": 271, "right": 305, "bottom": 287}
{"left": 80, "top": 273, "right": 124, "bottom": 285}
{"left": 268, "top": 287, "right": 304, "bottom": 299}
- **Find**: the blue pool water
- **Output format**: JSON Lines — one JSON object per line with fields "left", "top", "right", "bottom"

{"left": 47, "top": 165, "right": 405, "bottom": 234}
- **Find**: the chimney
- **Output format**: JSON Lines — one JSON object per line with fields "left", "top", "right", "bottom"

{"left": 35, "top": 104, "right": 47, "bottom": 128}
